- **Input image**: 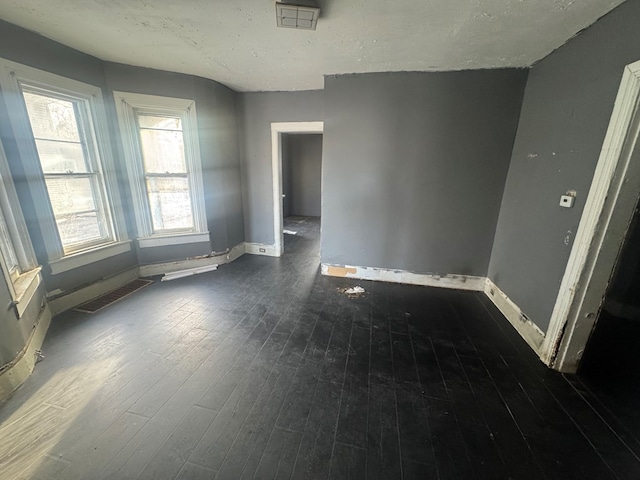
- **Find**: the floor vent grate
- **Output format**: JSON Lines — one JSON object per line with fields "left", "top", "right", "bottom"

{"left": 74, "top": 278, "right": 153, "bottom": 313}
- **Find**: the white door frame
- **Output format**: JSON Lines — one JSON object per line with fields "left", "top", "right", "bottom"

{"left": 542, "top": 60, "right": 640, "bottom": 373}
{"left": 271, "top": 121, "right": 324, "bottom": 256}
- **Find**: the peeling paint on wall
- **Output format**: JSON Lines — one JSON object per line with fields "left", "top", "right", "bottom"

{"left": 321, "top": 263, "right": 486, "bottom": 291}
{"left": 564, "top": 230, "right": 573, "bottom": 246}
{"left": 326, "top": 265, "right": 358, "bottom": 277}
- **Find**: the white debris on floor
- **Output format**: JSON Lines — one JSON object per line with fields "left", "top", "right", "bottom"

{"left": 339, "top": 285, "right": 366, "bottom": 298}
{"left": 283, "top": 229, "right": 298, "bottom": 235}
{"left": 344, "top": 286, "right": 365, "bottom": 294}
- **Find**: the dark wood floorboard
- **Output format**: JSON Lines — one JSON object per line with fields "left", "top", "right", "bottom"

{"left": 2, "top": 216, "right": 640, "bottom": 479}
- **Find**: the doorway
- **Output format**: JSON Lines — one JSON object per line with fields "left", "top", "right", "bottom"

{"left": 281, "top": 133, "right": 322, "bottom": 254}
{"left": 271, "top": 122, "right": 323, "bottom": 256}
{"left": 542, "top": 59, "right": 640, "bottom": 373}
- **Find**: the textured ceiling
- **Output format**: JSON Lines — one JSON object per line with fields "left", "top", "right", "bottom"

{"left": 0, "top": 0, "right": 626, "bottom": 92}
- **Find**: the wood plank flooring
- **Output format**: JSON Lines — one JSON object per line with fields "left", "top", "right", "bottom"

{"left": 1, "top": 216, "right": 639, "bottom": 479}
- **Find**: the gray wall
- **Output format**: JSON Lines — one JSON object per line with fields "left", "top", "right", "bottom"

{"left": 0, "top": 21, "right": 245, "bottom": 367}
{"left": 321, "top": 71, "right": 527, "bottom": 275}
{"left": 239, "top": 90, "right": 324, "bottom": 244}
{"left": 287, "top": 134, "right": 322, "bottom": 217}
{"left": 0, "top": 20, "right": 125, "bottom": 366}
{"left": 488, "top": 0, "right": 640, "bottom": 331}
{"left": 282, "top": 135, "right": 292, "bottom": 218}
{"left": 0, "top": 21, "right": 137, "bottom": 295}
{"left": 103, "top": 63, "right": 245, "bottom": 264}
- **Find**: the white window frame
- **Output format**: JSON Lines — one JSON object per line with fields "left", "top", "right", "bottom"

{"left": 0, "top": 58, "right": 130, "bottom": 273}
{"left": 113, "top": 91, "right": 208, "bottom": 248}
{"left": 0, "top": 139, "right": 41, "bottom": 317}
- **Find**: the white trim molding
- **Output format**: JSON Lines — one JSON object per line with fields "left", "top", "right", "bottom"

{"left": 13, "top": 267, "right": 42, "bottom": 318}
{"left": 47, "top": 266, "right": 140, "bottom": 316}
{"left": 245, "top": 242, "right": 280, "bottom": 257}
{"left": 137, "top": 232, "right": 210, "bottom": 249}
{"left": 0, "top": 58, "right": 127, "bottom": 260}
{"left": 484, "top": 279, "right": 545, "bottom": 354}
{"left": 542, "top": 59, "right": 640, "bottom": 373}
{"left": 0, "top": 304, "right": 52, "bottom": 401}
{"left": 271, "top": 121, "right": 323, "bottom": 257}
{"left": 139, "top": 242, "right": 246, "bottom": 277}
{"left": 320, "top": 263, "right": 485, "bottom": 291}
{"left": 49, "top": 241, "right": 132, "bottom": 275}
{"left": 113, "top": 91, "right": 208, "bottom": 241}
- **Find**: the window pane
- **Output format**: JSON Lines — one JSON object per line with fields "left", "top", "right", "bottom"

{"left": 35, "top": 139, "right": 87, "bottom": 173}
{"left": 145, "top": 177, "right": 193, "bottom": 231}
{"left": 21, "top": 85, "right": 116, "bottom": 253}
{"left": 137, "top": 115, "right": 182, "bottom": 131}
{"left": 23, "top": 92, "right": 81, "bottom": 142}
{"left": 45, "top": 177, "right": 96, "bottom": 216}
{"left": 56, "top": 212, "right": 102, "bottom": 247}
{"left": 139, "top": 128, "right": 186, "bottom": 173}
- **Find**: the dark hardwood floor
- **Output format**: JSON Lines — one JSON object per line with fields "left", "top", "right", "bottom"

{"left": 1, "top": 216, "right": 640, "bottom": 479}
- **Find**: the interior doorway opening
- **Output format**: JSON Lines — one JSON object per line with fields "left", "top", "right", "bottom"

{"left": 543, "top": 59, "right": 640, "bottom": 373}
{"left": 271, "top": 122, "right": 324, "bottom": 257}
{"left": 281, "top": 132, "right": 322, "bottom": 255}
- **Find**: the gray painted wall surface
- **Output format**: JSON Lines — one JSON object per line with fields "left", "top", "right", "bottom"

{"left": 321, "top": 71, "right": 526, "bottom": 275}
{"left": 0, "top": 22, "right": 245, "bottom": 367}
{"left": 288, "top": 134, "right": 322, "bottom": 217}
{"left": 0, "top": 21, "right": 135, "bottom": 294}
{"left": 488, "top": 1, "right": 640, "bottom": 331}
{"left": 104, "top": 62, "right": 245, "bottom": 263}
{"left": 0, "top": 21, "right": 124, "bottom": 365}
{"left": 239, "top": 90, "right": 324, "bottom": 245}
{"left": 282, "top": 135, "right": 292, "bottom": 218}
{"left": 0, "top": 19, "right": 106, "bottom": 87}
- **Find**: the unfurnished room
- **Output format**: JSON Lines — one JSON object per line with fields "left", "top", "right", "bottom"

{"left": 2, "top": 1, "right": 640, "bottom": 479}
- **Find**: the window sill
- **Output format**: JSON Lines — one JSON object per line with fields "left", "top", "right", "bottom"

{"left": 137, "top": 232, "right": 210, "bottom": 249}
{"left": 49, "top": 240, "right": 132, "bottom": 275}
{"left": 13, "top": 267, "right": 42, "bottom": 318}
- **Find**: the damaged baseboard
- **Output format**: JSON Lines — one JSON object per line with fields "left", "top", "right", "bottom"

{"left": 139, "top": 242, "right": 246, "bottom": 278}
{"left": 0, "top": 304, "right": 52, "bottom": 401}
{"left": 320, "top": 263, "right": 485, "bottom": 291}
{"left": 484, "top": 278, "right": 545, "bottom": 354}
{"left": 320, "top": 263, "right": 546, "bottom": 360}
{"left": 47, "top": 266, "right": 140, "bottom": 316}
{"left": 245, "top": 242, "right": 279, "bottom": 257}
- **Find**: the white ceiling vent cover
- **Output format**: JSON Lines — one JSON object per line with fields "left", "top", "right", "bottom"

{"left": 276, "top": 1, "right": 320, "bottom": 30}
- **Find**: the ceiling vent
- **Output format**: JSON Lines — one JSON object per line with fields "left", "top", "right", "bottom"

{"left": 276, "top": 1, "right": 320, "bottom": 30}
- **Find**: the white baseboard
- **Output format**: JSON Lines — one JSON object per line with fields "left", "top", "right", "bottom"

{"left": 0, "top": 304, "right": 52, "bottom": 401}
{"left": 139, "top": 242, "right": 246, "bottom": 277}
{"left": 47, "top": 266, "right": 140, "bottom": 316}
{"left": 320, "top": 263, "right": 485, "bottom": 291}
{"left": 245, "top": 242, "right": 279, "bottom": 257}
{"left": 319, "top": 263, "right": 546, "bottom": 359}
{"left": 484, "top": 278, "right": 545, "bottom": 354}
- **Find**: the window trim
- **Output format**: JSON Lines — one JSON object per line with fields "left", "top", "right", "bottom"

{"left": 0, "top": 58, "right": 129, "bottom": 265}
{"left": 113, "top": 91, "right": 208, "bottom": 247}
{"left": 48, "top": 240, "right": 132, "bottom": 275}
{"left": 21, "top": 85, "right": 115, "bottom": 254}
{"left": 0, "top": 137, "right": 41, "bottom": 318}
